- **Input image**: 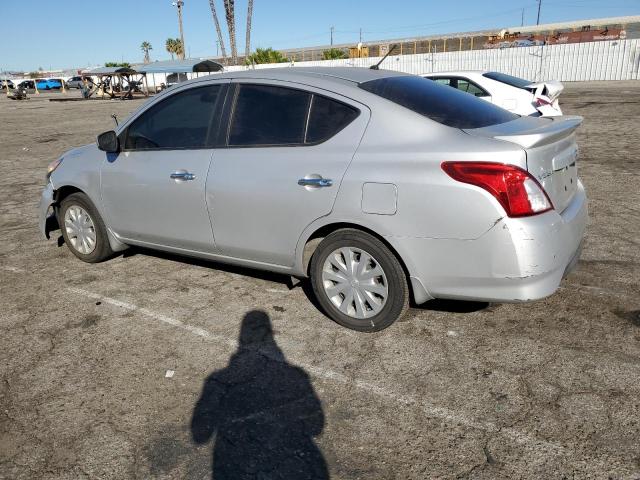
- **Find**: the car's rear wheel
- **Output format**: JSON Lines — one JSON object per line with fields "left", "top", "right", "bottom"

{"left": 59, "top": 193, "right": 113, "bottom": 263}
{"left": 310, "top": 229, "right": 409, "bottom": 332}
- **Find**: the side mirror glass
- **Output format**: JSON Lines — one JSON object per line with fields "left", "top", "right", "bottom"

{"left": 97, "top": 130, "right": 119, "bottom": 153}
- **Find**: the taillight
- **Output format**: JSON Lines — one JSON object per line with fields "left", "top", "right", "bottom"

{"left": 441, "top": 162, "right": 553, "bottom": 218}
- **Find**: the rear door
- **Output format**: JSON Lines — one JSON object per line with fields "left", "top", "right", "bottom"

{"left": 101, "top": 82, "right": 227, "bottom": 252}
{"left": 206, "top": 80, "right": 369, "bottom": 266}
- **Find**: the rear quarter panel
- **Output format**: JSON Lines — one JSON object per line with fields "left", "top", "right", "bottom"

{"left": 331, "top": 104, "right": 527, "bottom": 239}
{"left": 478, "top": 76, "right": 537, "bottom": 115}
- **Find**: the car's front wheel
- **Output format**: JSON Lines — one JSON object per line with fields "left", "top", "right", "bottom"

{"left": 59, "top": 193, "right": 113, "bottom": 263}
{"left": 310, "top": 229, "right": 409, "bottom": 332}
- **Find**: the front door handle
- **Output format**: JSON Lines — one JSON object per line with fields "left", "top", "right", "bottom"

{"left": 298, "top": 177, "right": 333, "bottom": 188}
{"left": 170, "top": 171, "right": 196, "bottom": 181}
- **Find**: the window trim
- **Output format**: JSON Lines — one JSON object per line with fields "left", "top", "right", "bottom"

{"left": 224, "top": 82, "right": 361, "bottom": 149}
{"left": 120, "top": 83, "right": 229, "bottom": 152}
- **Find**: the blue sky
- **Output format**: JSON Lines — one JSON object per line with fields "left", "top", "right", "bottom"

{"left": 1, "top": 0, "right": 638, "bottom": 71}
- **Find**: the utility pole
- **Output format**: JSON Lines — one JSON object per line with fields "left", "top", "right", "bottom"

{"left": 521, "top": 8, "right": 525, "bottom": 27}
{"left": 173, "top": 1, "right": 186, "bottom": 59}
{"left": 330, "top": 26, "right": 334, "bottom": 45}
{"left": 359, "top": 28, "right": 362, "bottom": 43}
{"left": 536, "top": 0, "right": 542, "bottom": 26}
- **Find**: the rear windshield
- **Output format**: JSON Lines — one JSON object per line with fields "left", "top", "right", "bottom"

{"left": 482, "top": 71, "right": 532, "bottom": 89}
{"left": 359, "top": 75, "right": 518, "bottom": 129}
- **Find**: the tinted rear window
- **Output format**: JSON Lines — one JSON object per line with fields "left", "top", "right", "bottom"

{"left": 229, "top": 84, "right": 311, "bottom": 146}
{"left": 482, "top": 72, "right": 532, "bottom": 89}
{"left": 360, "top": 75, "right": 518, "bottom": 129}
{"left": 306, "top": 95, "right": 359, "bottom": 144}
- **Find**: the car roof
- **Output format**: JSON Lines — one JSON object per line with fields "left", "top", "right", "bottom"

{"left": 197, "top": 66, "right": 409, "bottom": 86}
{"left": 422, "top": 71, "right": 487, "bottom": 77}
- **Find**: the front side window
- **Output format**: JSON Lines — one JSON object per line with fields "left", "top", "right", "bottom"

{"left": 124, "top": 84, "right": 222, "bottom": 150}
{"left": 360, "top": 75, "right": 518, "bottom": 129}
{"left": 229, "top": 84, "right": 311, "bottom": 146}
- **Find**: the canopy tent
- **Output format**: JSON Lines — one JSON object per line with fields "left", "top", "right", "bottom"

{"left": 136, "top": 59, "right": 224, "bottom": 74}
{"left": 85, "top": 66, "right": 138, "bottom": 75}
{"left": 81, "top": 66, "right": 148, "bottom": 100}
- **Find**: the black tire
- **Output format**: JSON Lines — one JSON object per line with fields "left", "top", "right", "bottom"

{"left": 310, "top": 229, "right": 409, "bottom": 332}
{"left": 59, "top": 192, "right": 114, "bottom": 263}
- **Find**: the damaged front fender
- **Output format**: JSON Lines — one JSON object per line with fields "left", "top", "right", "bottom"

{"left": 38, "top": 181, "right": 58, "bottom": 239}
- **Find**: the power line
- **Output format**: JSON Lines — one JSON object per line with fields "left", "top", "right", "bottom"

{"left": 358, "top": 4, "right": 538, "bottom": 35}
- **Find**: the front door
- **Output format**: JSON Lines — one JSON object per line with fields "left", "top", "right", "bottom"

{"left": 101, "top": 82, "right": 226, "bottom": 252}
{"left": 207, "top": 81, "right": 369, "bottom": 266}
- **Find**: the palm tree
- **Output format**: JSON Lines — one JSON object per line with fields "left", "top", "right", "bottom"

{"left": 166, "top": 38, "right": 176, "bottom": 60}
{"left": 165, "top": 38, "right": 184, "bottom": 60}
{"left": 175, "top": 38, "right": 185, "bottom": 59}
{"left": 141, "top": 41, "right": 153, "bottom": 64}
{"left": 245, "top": 0, "right": 254, "bottom": 60}
{"left": 223, "top": 0, "right": 238, "bottom": 65}
{"left": 208, "top": 0, "right": 228, "bottom": 61}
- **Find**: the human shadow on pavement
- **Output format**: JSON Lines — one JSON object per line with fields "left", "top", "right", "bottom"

{"left": 190, "top": 310, "right": 329, "bottom": 480}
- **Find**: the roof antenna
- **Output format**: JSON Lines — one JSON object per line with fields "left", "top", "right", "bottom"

{"left": 370, "top": 44, "right": 398, "bottom": 70}
{"left": 111, "top": 114, "right": 119, "bottom": 127}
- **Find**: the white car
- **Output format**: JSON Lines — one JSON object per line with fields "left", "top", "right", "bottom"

{"left": 422, "top": 71, "right": 563, "bottom": 117}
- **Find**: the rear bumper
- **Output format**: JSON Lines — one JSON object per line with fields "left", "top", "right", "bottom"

{"left": 394, "top": 181, "right": 588, "bottom": 303}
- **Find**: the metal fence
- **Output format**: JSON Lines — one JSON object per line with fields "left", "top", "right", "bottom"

{"left": 225, "top": 39, "right": 640, "bottom": 81}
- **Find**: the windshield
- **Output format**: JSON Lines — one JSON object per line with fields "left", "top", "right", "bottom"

{"left": 359, "top": 75, "right": 518, "bottom": 129}
{"left": 482, "top": 71, "right": 533, "bottom": 89}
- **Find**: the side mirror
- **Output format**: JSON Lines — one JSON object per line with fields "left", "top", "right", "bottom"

{"left": 97, "top": 130, "right": 119, "bottom": 153}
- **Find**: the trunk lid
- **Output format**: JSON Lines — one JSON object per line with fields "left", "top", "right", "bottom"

{"left": 463, "top": 115, "right": 582, "bottom": 212}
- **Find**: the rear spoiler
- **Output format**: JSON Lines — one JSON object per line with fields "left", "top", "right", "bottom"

{"left": 525, "top": 80, "right": 564, "bottom": 101}
{"left": 464, "top": 115, "right": 583, "bottom": 149}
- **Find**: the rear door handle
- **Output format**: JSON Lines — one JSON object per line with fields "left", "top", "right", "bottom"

{"left": 170, "top": 171, "right": 196, "bottom": 181}
{"left": 298, "top": 177, "right": 333, "bottom": 188}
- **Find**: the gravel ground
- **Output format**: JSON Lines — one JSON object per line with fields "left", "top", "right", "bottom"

{"left": 0, "top": 81, "right": 639, "bottom": 479}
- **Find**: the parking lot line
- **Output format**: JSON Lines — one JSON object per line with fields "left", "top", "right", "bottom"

{"left": 266, "top": 288, "right": 291, "bottom": 294}
{"left": 67, "top": 286, "right": 236, "bottom": 348}
{"left": 68, "top": 286, "right": 568, "bottom": 456}
{"left": 2, "top": 266, "right": 26, "bottom": 273}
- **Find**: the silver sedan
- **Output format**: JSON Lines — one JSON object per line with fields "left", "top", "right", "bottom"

{"left": 39, "top": 67, "right": 587, "bottom": 332}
